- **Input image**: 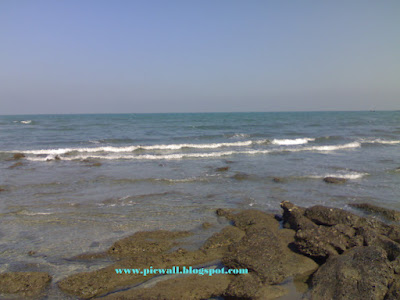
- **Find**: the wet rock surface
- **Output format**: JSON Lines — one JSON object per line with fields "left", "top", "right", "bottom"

{"left": 310, "top": 246, "right": 393, "bottom": 300}
{"left": 323, "top": 176, "right": 347, "bottom": 184}
{"left": 0, "top": 272, "right": 51, "bottom": 297}
{"left": 349, "top": 202, "right": 400, "bottom": 221}
{"left": 52, "top": 202, "right": 400, "bottom": 299}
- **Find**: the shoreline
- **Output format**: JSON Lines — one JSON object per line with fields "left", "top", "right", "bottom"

{"left": 1, "top": 201, "right": 400, "bottom": 299}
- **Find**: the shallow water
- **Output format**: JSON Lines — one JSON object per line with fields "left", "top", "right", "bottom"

{"left": 0, "top": 111, "right": 399, "bottom": 292}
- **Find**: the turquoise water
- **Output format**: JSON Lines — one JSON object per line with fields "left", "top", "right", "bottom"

{"left": 0, "top": 111, "right": 399, "bottom": 281}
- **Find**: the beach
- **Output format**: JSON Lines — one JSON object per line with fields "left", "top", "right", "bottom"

{"left": 0, "top": 111, "right": 400, "bottom": 298}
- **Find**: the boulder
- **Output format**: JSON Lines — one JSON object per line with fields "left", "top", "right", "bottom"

{"left": 310, "top": 246, "right": 393, "bottom": 300}
{"left": 281, "top": 201, "right": 318, "bottom": 231}
{"left": 216, "top": 166, "right": 230, "bottom": 172}
{"left": 222, "top": 226, "right": 318, "bottom": 284}
{"left": 349, "top": 203, "right": 400, "bottom": 222}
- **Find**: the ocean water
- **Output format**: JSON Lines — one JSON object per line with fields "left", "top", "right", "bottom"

{"left": 0, "top": 111, "right": 400, "bottom": 284}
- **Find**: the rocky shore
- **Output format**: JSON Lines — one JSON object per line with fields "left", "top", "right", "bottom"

{"left": 2, "top": 201, "right": 400, "bottom": 299}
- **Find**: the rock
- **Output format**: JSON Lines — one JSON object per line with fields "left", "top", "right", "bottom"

{"left": 8, "top": 162, "right": 23, "bottom": 169}
{"left": 232, "top": 172, "right": 250, "bottom": 180}
{"left": 102, "top": 274, "right": 232, "bottom": 300}
{"left": 304, "top": 205, "right": 362, "bottom": 227}
{"left": 222, "top": 226, "right": 318, "bottom": 284}
{"left": 27, "top": 250, "right": 36, "bottom": 256}
{"left": 273, "top": 177, "right": 285, "bottom": 183}
{"left": 224, "top": 273, "right": 288, "bottom": 300}
{"left": 0, "top": 272, "right": 51, "bottom": 297}
{"left": 0, "top": 188, "right": 6, "bottom": 192}
{"left": 12, "top": 153, "right": 25, "bottom": 160}
{"left": 216, "top": 208, "right": 236, "bottom": 220}
{"left": 295, "top": 224, "right": 362, "bottom": 260}
{"left": 310, "top": 246, "right": 393, "bottom": 300}
{"left": 281, "top": 201, "right": 317, "bottom": 231}
{"left": 386, "top": 275, "right": 400, "bottom": 300}
{"left": 356, "top": 227, "right": 400, "bottom": 261}
{"left": 201, "top": 226, "right": 245, "bottom": 250}
{"left": 349, "top": 203, "right": 400, "bottom": 222}
{"left": 323, "top": 177, "right": 347, "bottom": 184}
{"left": 107, "top": 230, "right": 192, "bottom": 258}
{"left": 216, "top": 166, "right": 230, "bottom": 172}
{"left": 230, "top": 209, "right": 280, "bottom": 232}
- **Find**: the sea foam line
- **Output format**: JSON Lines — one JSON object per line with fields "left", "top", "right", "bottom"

{"left": 24, "top": 142, "right": 361, "bottom": 161}
{"left": 10, "top": 137, "right": 317, "bottom": 155}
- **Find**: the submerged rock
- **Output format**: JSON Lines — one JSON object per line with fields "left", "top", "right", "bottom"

{"left": 8, "top": 162, "right": 23, "bottom": 169}
{"left": 0, "top": 272, "right": 51, "bottom": 297}
{"left": 323, "top": 177, "right": 347, "bottom": 184}
{"left": 12, "top": 153, "right": 25, "bottom": 160}
{"left": 310, "top": 246, "right": 393, "bottom": 300}
{"left": 232, "top": 172, "right": 250, "bottom": 180}
{"left": 103, "top": 274, "right": 232, "bottom": 300}
{"left": 107, "top": 230, "right": 192, "bottom": 258}
{"left": 216, "top": 166, "right": 230, "bottom": 172}
{"left": 349, "top": 203, "right": 400, "bottom": 221}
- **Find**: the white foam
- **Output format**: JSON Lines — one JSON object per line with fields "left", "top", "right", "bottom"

{"left": 308, "top": 172, "right": 368, "bottom": 179}
{"left": 302, "top": 142, "right": 361, "bottom": 151}
{"left": 271, "top": 138, "right": 315, "bottom": 145}
{"left": 361, "top": 139, "right": 400, "bottom": 145}
{"left": 20, "top": 120, "right": 32, "bottom": 124}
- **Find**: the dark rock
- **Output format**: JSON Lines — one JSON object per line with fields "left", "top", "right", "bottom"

{"left": 310, "top": 246, "right": 393, "bottom": 300}
{"left": 201, "top": 226, "right": 245, "bottom": 250}
{"left": 8, "top": 162, "right": 23, "bottom": 169}
{"left": 281, "top": 201, "right": 318, "bottom": 231}
{"left": 323, "top": 177, "right": 347, "bottom": 184}
{"left": 356, "top": 227, "right": 400, "bottom": 261}
{"left": 102, "top": 274, "right": 232, "bottom": 300}
{"left": 216, "top": 166, "right": 230, "bottom": 172}
{"left": 107, "top": 230, "right": 192, "bottom": 258}
{"left": 349, "top": 203, "right": 400, "bottom": 222}
{"left": 232, "top": 172, "right": 250, "bottom": 180}
{"left": 0, "top": 188, "right": 6, "bottom": 192}
{"left": 304, "top": 205, "right": 362, "bottom": 227}
{"left": 386, "top": 275, "right": 400, "bottom": 300}
{"left": 273, "top": 177, "right": 285, "bottom": 183}
{"left": 27, "top": 250, "right": 36, "bottom": 256}
{"left": 295, "top": 224, "right": 362, "bottom": 260}
{"left": 12, "top": 153, "right": 25, "bottom": 160}
{"left": 222, "top": 226, "right": 318, "bottom": 284}
{"left": 0, "top": 272, "right": 51, "bottom": 297}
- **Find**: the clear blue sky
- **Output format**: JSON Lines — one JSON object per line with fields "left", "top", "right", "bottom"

{"left": 1, "top": 0, "right": 399, "bottom": 114}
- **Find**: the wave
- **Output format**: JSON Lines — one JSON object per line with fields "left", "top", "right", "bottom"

{"left": 360, "top": 139, "right": 400, "bottom": 145}
{"left": 307, "top": 172, "right": 369, "bottom": 180}
{"left": 271, "top": 138, "right": 315, "bottom": 145}
{"left": 23, "top": 142, "right": 360, "bottom": 161}
{"left": 13, "top": 120, "right": 33, "bottom": 124}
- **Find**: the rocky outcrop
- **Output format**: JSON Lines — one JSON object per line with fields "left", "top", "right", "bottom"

{"left": 349, "top": 203, "right": 400, "bottom": 221}
{"left": 310, "top": 246, "right": 393, "bottom": 300}
{"left": 0, "top": 272, "right": 51, "bottom": 297}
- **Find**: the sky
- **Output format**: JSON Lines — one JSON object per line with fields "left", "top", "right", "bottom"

{"left": 0, "top": 0, "right": 399, "bottom": 114}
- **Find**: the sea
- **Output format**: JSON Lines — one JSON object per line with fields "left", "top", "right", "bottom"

{"left": 0, "top": 111, "right": 399, "bottom": 290}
